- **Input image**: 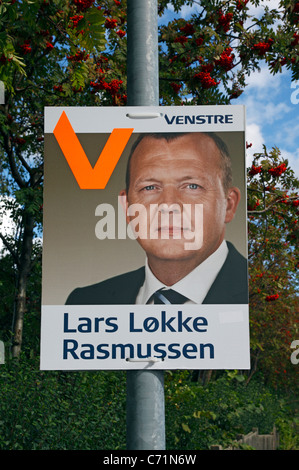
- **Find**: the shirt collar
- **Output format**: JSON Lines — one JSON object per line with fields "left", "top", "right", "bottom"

{"left": 136, "top": 240, "right": 228, "bottom": 304}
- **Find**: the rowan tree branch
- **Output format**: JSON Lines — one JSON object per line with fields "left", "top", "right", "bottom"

{"left": 248, "top": 196, "right": 298, "bottom": 214}
{"left": 1, "top": 133, "right": 27, "bottom": 189}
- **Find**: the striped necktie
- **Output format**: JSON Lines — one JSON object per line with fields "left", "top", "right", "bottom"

{"left": 151, "top": 289, "right": 188, "bottom": 304}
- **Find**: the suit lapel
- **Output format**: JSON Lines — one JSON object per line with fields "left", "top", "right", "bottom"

{"left": 108, "top": 266, "right": 145, "bottom": 304}
{"left": 203, "top": 242, "right": 248, "bottom": 304}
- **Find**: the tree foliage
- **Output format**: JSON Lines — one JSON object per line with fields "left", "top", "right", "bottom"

{"left": 158, "top": 0, "right": 299, "bottom": 104}
{"left": 247, "top": 145, "right": 299, "bottom": 388}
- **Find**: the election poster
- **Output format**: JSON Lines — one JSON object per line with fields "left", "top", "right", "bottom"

{"left": 40, "top": 105, "right": 250, "bottom": 370}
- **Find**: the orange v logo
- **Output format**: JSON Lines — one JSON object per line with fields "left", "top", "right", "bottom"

{"left": 53, "top": 111, "right": 134, "bottom": 189}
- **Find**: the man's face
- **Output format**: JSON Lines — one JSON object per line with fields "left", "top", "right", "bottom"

{"left": 120, "top": 133, "right": 240, "bottom": 268}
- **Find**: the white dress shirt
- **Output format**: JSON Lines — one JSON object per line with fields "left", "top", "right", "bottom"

{"left": 135, "top": 240, "right": 229, "bottom": 304}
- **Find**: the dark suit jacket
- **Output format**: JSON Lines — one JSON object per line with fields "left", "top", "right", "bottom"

{"left": 66, "top": 242, "right": 248, "bottom": 305}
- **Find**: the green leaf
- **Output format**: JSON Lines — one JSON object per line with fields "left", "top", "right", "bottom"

{"left": 79, "top": 6, "right": 106, "bottom": 53}
{"left": 182, "top": 423, "right": 191, "bottom": 433}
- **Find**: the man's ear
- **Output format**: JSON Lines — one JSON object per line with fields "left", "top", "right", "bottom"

{"left": 225, "top": 187, "right": 241, "bottom": 224}
{"left": 119, "top": 189, "right": 129, "bottom": 222}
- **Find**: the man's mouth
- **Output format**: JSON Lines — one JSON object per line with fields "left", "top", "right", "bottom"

{"left": 156, "top": 226, "right": 192, "bottom": 236}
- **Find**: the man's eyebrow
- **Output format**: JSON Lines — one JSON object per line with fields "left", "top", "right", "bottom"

{"left": 179, "top": 176, "right": 199, "bottom": 181}
{"left": 178, "top": 175, "right": 208, "bottom": 183}
{"left": 134, "top": 175, "right": 207, "bottom": 185}
{"left": 134, "top": 177, "right": 162, "bottom": 185}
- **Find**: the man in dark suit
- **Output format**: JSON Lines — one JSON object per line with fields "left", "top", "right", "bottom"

{"left": 66, "top": 132, "right": 248, "bottom": 306}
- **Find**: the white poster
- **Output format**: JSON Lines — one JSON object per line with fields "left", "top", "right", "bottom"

{"left": 41, "top": 105, "right": 250, "bottom": 370}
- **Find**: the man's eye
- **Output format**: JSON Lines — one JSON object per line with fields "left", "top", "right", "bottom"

{"left": 188, "top": 183, "right": 200, "bottom": 189}
{"left": 143, "top": 185, "right": 156, "bottom": 191}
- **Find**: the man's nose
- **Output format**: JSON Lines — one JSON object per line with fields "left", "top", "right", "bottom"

{"left": 158, "top": 186, "right": 181, "bottom": 209}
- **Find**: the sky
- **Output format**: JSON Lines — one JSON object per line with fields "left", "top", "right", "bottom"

{"left": 160, "top": 0, "right": 299, "bottom": 177}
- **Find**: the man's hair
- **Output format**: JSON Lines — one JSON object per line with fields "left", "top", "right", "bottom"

{"left": 125, "top": 132, "right": 233, "bottom": 193}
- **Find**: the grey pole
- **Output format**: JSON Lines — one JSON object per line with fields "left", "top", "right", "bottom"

{"left": 126, "top": 0, "right": 165, "bottom": 451}
{"left": 127, "top": 0, "right": 159, "bottom": 106}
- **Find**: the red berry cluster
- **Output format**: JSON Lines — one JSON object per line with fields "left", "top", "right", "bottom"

{"left": 252, "top": 38, "right": 274, "bottom": 55}
{"left": 69, "top": 14, "right": 84, "bottom": 28}
{"left": 0, "top": 54, "right": 12, "bottom": 64}
{"left": 199, "top": 62, "right": 214, "bottom": 73}
{"left": 180, "top": 23, "right": 195, "bottom": 36}
{"left": 236, "top": 0, "right": 249, "bottom": 10}
{"left": 268, "top": 163, "right": 287, "bottom": 177}
{"left": 217, "top": 11, "right": 233, "bottom": 33}
{"left": 174, "top": 35, "right": 188, "bottom": 45}
{"left": 249, "top": 165, "right": 262, "bottom": 176}
{"left": 215, "top": 47, "right": 235, "bottom": 71}
{"left": 265, "top": 294, "right": 279, "bottom": 302}
{"left": 195, "top": 37, "right": 204, "bottom": 46}
{"left": 194, "top": 71, "right": 219, "bottom": 89}
{"left": 170, "top": 82, "right": 182, "bottom": 93}
{"left": 90, "top": 78, "right": 123, "bottom": 95}
{"left": 20, "top": 41, "right": 32, "bottom": 54}
{"left": 105, "top": 18, "right": 118, "bottom": 29}
{"left": 46, "top": 41, "right": 54, "bottom": 51}
{"left": 116, "top": 30, "right": 126, "bottom": 38}
{"left": 53, "top": 85, "right": 64, "bottom": 92}
{"left": 73, "top": 0, "right": 95, "bottom": 12}
{"left": 292, "top": 32, "right": 299, "bottom": 46}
